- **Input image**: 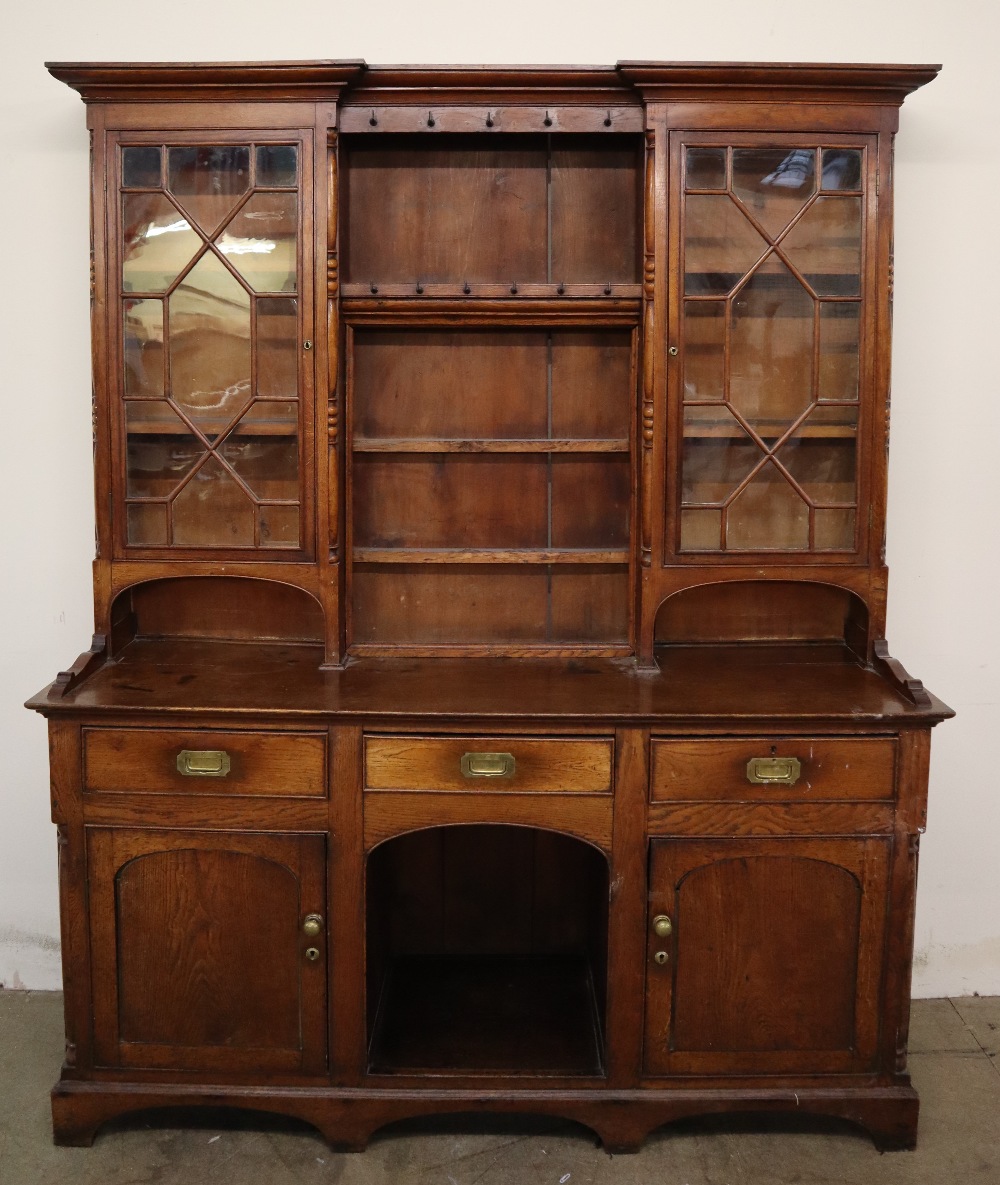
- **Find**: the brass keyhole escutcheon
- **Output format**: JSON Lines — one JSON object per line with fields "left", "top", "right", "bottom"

{"left": 652, "top": 914, "right": 673, "bottom": 938}
{"left": 304, "top": 947, "right": 321, "bottom": 963}
{"left": 302, "top": 913, "right": 323, "bottom": 938}
{"left": 653, "top": 951, "right": 669, "bottom": 965}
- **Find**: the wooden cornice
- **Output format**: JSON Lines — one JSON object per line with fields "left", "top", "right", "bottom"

{"left": 45, "top": 60, "right": 368, "bottom": 103}
{"left": 615, "top": 61, "right": 941, "bottom": 105}
{"left": 46, "top": 59, "right": 940, "bottom": 108}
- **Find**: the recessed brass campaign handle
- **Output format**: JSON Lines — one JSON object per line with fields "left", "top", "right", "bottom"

{"left": 176, "top": 750, "right": 231, "bottom": 777}
{"left": 746, "top": 756, "right": 801, "bottom": 786}
{"left": 460, "top": 751, "right": 516, "bottom": 779}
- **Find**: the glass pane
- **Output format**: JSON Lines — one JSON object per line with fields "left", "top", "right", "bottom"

{"left": 171, "top": 454, "right": 255, "bottom": 547}
{"left": 686, "top": 147, "right": 726, "bottom": 191}
{"left": 122, "top": 146, "right": 161, "bottom": 188}
{"left": 821, "top": 149, "right": 862, "bottom": 191}
{"left": 732, "top": 148, "right": 816, "bottom": 238}
{"left": 236, "top": 399, "right": 298, "bottom": 433}
{"left": 123, "top": 299, "right": 163, "bottom": 397}
{"left": 683, "top": 301, "right": 725, "bottom": 399}
{"left": 681, "top": 430, "right": 760, "bottom": 506}
{"left": 779, "top": 433, "right": 857, "bottom": 505}
{"left": 259, "top": 503, "right": 300, "bottom": 548}
{"left": 125, "top": 402, "right": 203, "bottom": 498}
{"left": 218, "top": 193, "right": 297, "bottom": 293}
{"left": 781, "top": 196, "right": 862, "bottom": 297}
{"left": 727, "top": 465, "right": 809, "bottom": 550}
{"left": 218, "top": 431, "right": 298, "bottom": 500}
{"left": 122, "top": 194, "right": 200, "bottom": 293}
{"left": 680, "top": 507, "right": 722, "bottom": 550}
{"left": 819, "top": 304, "right": 861, "bottom": 400}
{"left": 730, "top": 262, "right": 814, "bottom": 435}
{"left": 256, "top": 145, "right": 297, "bottom": 187}
{"left": 126, "top": 502, "right": 168, "bottom": 546}
{"left": 815, "top": 508, "right": 856, "bottom": 550}
{"left": 256, "top": 298, "right": 298, "bottom": 398}
{"left": 167, "top": 146, "right": 250, "bottom": 234}
{"left": 684, "top": 195, "right": 768, "bottom": 295}
{"left": 168, "top": 252, "right": 252, "bottom": 435}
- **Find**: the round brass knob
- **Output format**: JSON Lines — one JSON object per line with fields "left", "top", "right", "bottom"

{"left": 302, "top": 914, "right": 323, "bottom": 938}
{"left": 653, "top": 950, "right": 669, "bottom": 965}
{"left": 304, "top": 947, "right": 321, "bottom": 962}
{"left": 652, "top": 914, "right": 673, "bottom": 938}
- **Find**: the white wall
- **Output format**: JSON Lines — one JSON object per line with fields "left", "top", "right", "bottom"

{"left": 2, "top": 0, "right": 996, "bottom": 997}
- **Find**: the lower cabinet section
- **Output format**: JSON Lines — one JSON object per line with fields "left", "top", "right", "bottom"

{"left": 86, "top": 828, "right": 328, "bottom": 1074}
{"left": 644, "top": 836, "right": 891, "bottom": 1076}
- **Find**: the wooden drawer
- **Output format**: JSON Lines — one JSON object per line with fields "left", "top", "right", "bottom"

{"left": 83, "top": 728, "right": 327, "bottom": 797}
{"left": 365, "top": 735, "right": 613, "bottom": 793}
{"left": 650, "top": 737, "right": 896, "bottom": 803}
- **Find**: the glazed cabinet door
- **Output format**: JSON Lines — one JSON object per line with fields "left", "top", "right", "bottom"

{"left": 87, "top": 828, "right": 327, "bottom": 1074}
{"left": 668, "top": 135, "right": 875, "bottom": 559}
{"left": 644, "top": 837, "right": 889, "bottom": 1076}
{"left": 115, "top": 135, "right": 314, "bottom": 556}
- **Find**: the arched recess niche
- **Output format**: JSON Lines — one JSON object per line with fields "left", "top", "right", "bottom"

{"left": 109, "top": 576, "right": 325, "bottom": 653}
{"left": 653, "top": 580, "right": 870, "bottom": 655}
{"left": 365, "top": 824, "right": 609, "bottom": 1076}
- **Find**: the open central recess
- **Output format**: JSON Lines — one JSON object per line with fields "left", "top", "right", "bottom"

{"left": 365, "top": 825, "right": 609, "bottom": 1076}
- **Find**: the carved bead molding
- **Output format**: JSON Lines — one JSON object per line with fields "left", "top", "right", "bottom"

{"left": 640, "top": 130, "right": 655, "bottom": 568}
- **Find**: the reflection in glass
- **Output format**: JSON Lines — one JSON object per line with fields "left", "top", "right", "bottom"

{"left": 256, "top": 298, "right": 298, "bottom": 398}
{"left": 684, "top": 195, "right": 767, "bottom": 295}
{"left": 259, "top": 504, "right": 300, "bottom": 548}
{"left": 781, "top": 196, "right": 862, "bottom": 297}
{"left": 683, "top": 302, "right": 725, "bottom": 399}
{"left": 686, "top": 147, "right": 726, "bottom": 190}
{"left": 681, "top": 432, "right": 759, "bottom": 504}
{"left": 123, "top": 299, "right": 163, "bottom": 397}
{"left": 167, "top": 146, "right": 250, "bottom": 235}
{"left": 819, "top": 304, "right": 861, "bottom": 400}
{"left": 732, "top": 148, "right": 816, "bottom": 237}
{"left": 730, "top": 263, "right": 814, "bottom": 433}
{"left": 127, "top": 502, "right": 168, "bottom": 546}
{"left": 821, "top": 149, "right": 862, "bottom": 191}
{"left": 171, "top": 455, "right": 255, "bottom": 547}
{"left": 122, "top": 146, "right": 161, "bottom": 188}
{"left": 218, "top": 193, "right": 297, "bottom": 292}
{"left": 256, "top": 145, "right": 297, "bottom": 187}
{"left": 168, "top": 252, "right": 252, "bottom": 434}
{"left": 779, "top": 434, "right": 857, "bottom": 504}
{"left": 122, "top": 194, "right": 200, "bottom": 293}
{"left": 727, "top": 466, "right": 809, "bottom": 550}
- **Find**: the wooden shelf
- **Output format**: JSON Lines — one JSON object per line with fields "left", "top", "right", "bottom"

{"left": 353, "top": 548, "right": 629, "bottom": 565}
{"left": 127, "top": 419, "right": 296, "bottom": 437}
{"left": 368, "top": 954, "right": 604, "bottom": 1076}
{"left": 353, "top": 438, "right": 630, "bottom": 454}
{"left": 683, "top": 421, "right": 856, "bottom": 440}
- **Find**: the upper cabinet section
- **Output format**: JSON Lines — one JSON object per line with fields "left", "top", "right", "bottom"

{"left": 116, "top": 134, "right": 313, "bottom": 555}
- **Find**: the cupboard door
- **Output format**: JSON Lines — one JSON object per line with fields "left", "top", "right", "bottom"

{"left": 118, "top": 136, "right": 312, "bottom": 555}
{"left": 88, "top": 828, "right": 327, "bottom": 1074}
{"left": 670, "top": 136, "right": 873, "bottom": 558}
{"left": 644, "top": 837, "right": 889, "bottom": 1076}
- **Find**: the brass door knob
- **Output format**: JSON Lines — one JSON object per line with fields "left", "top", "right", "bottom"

{"left": 653, "top": 950, "right": 669, "bottom": 965}
{"left": 302, "top": 913, "right": 323, "bottom": 937}
{"left": 304, "top": 947, "right": 321, "bottom": 962}
{"left": 652, "top": 914, "right": 673, "bottom": 938}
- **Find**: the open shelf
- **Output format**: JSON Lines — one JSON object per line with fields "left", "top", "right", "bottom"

{"left": 353, "top": 438, "right": 629, "bottom": 454}
{"left": 368, "top": 954, "right": 604, "bottom": 1076}
{"left": 353, "top": 548, "right": 629, "bottom": 565}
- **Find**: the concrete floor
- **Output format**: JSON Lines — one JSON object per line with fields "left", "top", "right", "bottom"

{"left": 1, "top": 994, "right": 998, "bottom": 1184}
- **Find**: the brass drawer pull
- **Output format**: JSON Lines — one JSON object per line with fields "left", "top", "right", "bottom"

{"left": 176, "top": 749, "right": 231, "bottom": 778}
{"left": 746, "top": 756, "right": 801, "bottom": 786}
{"left": 460, "top": 751, "right": 516, "bottom": 779}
